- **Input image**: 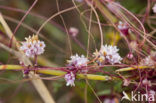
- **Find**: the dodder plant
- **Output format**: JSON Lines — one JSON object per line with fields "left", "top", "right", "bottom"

{"left": 0, "top": 0, "right": 156, "bottom": 103}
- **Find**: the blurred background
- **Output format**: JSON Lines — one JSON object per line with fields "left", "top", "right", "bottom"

{"left": 0, "top": 0, "right": 154, "bottom": 103}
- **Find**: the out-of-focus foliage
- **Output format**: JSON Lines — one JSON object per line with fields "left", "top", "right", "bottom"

{"left": 0, "top": 0, "right": 155, "bottom": 103}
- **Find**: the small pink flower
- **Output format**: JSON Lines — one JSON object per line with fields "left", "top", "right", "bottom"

{"left": 104, "top": 98, "right": 117, "bottom": 103}
{"left": 123, "top": 79, "right": 130, "bottom": 86}
{"left": 127, "top": 52, "right": 133, "bottom": 59}
{"left": 152, "top": 4, "right": 156, "bottom": 13}
{"left": 67, "top": 54, "right": 88, "bottom": 69}
{"left": 149, "top": 90, "right": 155, "bottom": 95}
{"left": 118, "top": 21, "right": 129, "bottom": 36}
{"left": 20, "top": 35, "right": 45, "bottom": 57}
{"left": 93, "top": 45, "right": 122, "bottom": 65}
{"left": 142, "top": 79, "right": 152, "bottom": 87}
{"left": 69, "top": 27, "right": 79, "bottom": 37}
{"left": 64, "top": 72, "right": 75, "bottom": 86}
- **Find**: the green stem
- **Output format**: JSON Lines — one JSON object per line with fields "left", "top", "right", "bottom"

{"left": 0, "top": 64, "right": 112, "bottom": 81}
{"left": 116, "top": 66, "right": 154, "bottom": 72}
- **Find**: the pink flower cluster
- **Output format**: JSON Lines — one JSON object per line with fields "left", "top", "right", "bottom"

{"left": 93, "top": 44, "right": 122, "bottom": 65}
{"left": 65, "top": 54, "right": 88, "bottom": 86}
{"left": 67, "top": 54, "right": 88, "bottom": 68}
{"left": 20, "top": 35, "right": 46, "bottom": 58}
{"left": 64, "top": 72, "right": 75, "bottom": 86}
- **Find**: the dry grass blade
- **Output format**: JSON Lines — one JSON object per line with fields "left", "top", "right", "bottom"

{"left": 0, "top": 13, "right": 55, "bottom": 103}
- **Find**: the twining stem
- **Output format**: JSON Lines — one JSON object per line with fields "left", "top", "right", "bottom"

{"left": 10, "top": 0, "right": 38, "bottom": 48}
{"left": 90, "top": 0, "right": 117, "bottom": 23}
{"left": 87, "top": 1, "right": 104, "bottom": 46}
{"left": 0, "top": 65, "right": 113, "bottom": 81}
{"left": 36, "top": 4, "right": 82, "bottom": 36}
{"left": 0, "top": 64, "right": 153, "bottom": 80}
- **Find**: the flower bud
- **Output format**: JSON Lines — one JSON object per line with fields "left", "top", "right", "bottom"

{"left": 118, "top": 21, "right": 129, "bottom": 36}
{"left": 127, "top": 52, "right": 133, "bottom": 59}
{"left": 69, "top": 27, "right": 79, "bottom": 37}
